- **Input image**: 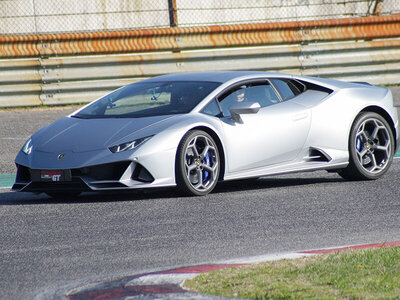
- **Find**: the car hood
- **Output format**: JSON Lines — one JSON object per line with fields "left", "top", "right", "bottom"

{"left": 34, "top": 115, "right": 179, "bottom": 153}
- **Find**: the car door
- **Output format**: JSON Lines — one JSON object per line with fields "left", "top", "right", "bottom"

{"left": 217, "top": 79, "right": 311, "bottom": 174}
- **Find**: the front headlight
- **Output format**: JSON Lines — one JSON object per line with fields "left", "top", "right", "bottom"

{"left": 109, "top": 136, "right": 153, "bottom": 153}
{"left": 22, "top": 138, "right": 33, "bottom": 155}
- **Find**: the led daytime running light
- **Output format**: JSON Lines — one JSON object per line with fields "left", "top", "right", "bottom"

{"left": 109, "top": 136, "right": 152, "bottom": 153}
{"left": 22, "top": 138, "right": 33, "bottom": 155}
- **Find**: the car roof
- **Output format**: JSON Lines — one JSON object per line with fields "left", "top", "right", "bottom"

{"left": 141, "top": 71, "right": 375, "bottom": 92}
{"left": 143, "top": 71, "right": 284, "bottom": 84}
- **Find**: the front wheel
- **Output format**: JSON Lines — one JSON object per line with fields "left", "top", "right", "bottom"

{"left": 176, "top": 130, "right": 220, "bottom": 196}
{"left": 339, "top": 112, "right": 394, "bottom": 180}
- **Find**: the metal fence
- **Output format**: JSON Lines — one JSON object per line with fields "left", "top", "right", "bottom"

{"left": 1, "top": 0, "right": 399, "bottom": 35}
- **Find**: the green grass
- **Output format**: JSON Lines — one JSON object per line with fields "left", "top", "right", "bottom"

{"left": 183, "top": 246, "right": 400, "bottom": 299}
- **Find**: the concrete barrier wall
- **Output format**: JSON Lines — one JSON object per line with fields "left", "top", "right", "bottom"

{"left": 0, "top": 0, "right": 169, "bottom": 34}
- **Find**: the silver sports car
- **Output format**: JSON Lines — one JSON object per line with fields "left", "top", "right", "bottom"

{"left": 13, "top": 72, "right": 399, "bottom": 197}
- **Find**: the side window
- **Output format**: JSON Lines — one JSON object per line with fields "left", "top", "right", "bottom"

{"left": 218, "top": 83, "right": 280, "bottom": 117}
{"left": 201, "top": 99, "right": 221, "bottom": 117}
{"left": 270, "top": 78, "right": 304, "bottom": 101}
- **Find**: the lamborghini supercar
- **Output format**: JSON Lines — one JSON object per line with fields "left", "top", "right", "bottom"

{"left": 13, "top": 72, "right": 399, "bottom": 197}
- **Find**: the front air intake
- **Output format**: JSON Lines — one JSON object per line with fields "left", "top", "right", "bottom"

{"left": 15, "top": 164, "right": 31, "bottom": 182}
{"left": 132, "top": 164, "right": 154, "bottom": 183}
{"left": 73, "top": 161, "right": 131, "bottom": 181}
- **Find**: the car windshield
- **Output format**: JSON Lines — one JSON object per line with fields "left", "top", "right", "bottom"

{"left": 73, "top": 80, "right": 221, "bottom": 119}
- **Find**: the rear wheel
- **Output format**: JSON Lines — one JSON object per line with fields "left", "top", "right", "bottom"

{"left": 176, "top": 130, "right": 220, "bottom": 196}
{"left": 339, "top": 112, "right": 394, "bottom": 180}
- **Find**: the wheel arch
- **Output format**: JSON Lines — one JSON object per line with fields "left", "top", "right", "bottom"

{"left": 359, "top": 105, "right": 397, "bottom": 151}
{"left": 177, "top": 126, "right": 226, "bottom": 182}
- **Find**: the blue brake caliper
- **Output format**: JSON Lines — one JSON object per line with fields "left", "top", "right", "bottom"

{"left": 203, "top": 152, "right": 211, "bottom": 183}
{"left": 356, "top": 136, "right": 362, "bottom": 151}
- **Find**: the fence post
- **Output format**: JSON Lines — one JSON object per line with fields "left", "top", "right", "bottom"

{"left": 168, "top": 0, "right": 178, "bottom": 27}
{"left": 373, "top": 0, "right": 384, "bottom": 15}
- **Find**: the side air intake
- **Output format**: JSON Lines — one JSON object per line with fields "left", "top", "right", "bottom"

{"left": 304, "top": 148, "right": 331, "bottom": 162}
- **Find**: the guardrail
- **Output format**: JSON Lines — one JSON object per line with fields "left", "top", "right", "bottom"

{"left": 0, "top": 15, "right": 399, "bottom": 107}
{"left": 1, "top": 14, "right": 400, "bottom": 57}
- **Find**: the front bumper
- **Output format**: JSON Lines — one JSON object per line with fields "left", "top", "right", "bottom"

{"left": 12, "top": 160, "right": 161, "bottom": 193}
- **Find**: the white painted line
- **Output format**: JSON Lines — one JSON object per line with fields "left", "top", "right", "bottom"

{"left": 220, "top": 252, "right": 312, "bottom": 265}
{"left": 126, "top": 273, "right": 199, "bottom": 286}
{"left": 221, "top": 241, "right": 400, "bottom": 265}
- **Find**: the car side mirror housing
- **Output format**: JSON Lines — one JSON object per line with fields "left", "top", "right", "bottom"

{"left": 229, "top": 102, "right": 261, "bottom": 123}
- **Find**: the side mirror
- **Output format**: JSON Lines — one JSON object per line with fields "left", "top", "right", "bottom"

{"left": 229, "top": 102, "right": 261, "bottom": 123}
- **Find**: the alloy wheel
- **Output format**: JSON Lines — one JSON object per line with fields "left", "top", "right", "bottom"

{"left": 354, "top": 118, "right": 391, "bottom": 174}
{"left": 184, "top": 134, "right": 219, "bottom": 192}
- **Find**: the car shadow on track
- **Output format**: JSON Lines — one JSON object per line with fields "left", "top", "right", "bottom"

{"left": 213, "top": 175, "right": 346, "bottom": 194}
{"left": 0, "top": 188, "right": 179, "bottom": 205}
{"left": 0, "top": 174, "right": 346, "bottom": 206}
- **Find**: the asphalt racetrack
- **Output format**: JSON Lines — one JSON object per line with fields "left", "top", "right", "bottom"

{"left": 0, "top": 106, "right": 399, "bottom": 299}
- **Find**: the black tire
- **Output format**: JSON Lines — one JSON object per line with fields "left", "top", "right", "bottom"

{"left": 176, "top": 130, "right": 220, "bottom": 196}
{"left": 338, "top": 112, "right": 394, "bottom": 180}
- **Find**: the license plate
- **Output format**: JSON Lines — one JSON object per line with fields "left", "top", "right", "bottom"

{"left": 40, "top": 170, "right": 67, "bottom": 182}
{"left": 30, "top": 169, "right": 72, "bottom": 182}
